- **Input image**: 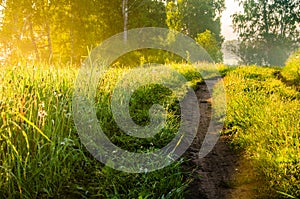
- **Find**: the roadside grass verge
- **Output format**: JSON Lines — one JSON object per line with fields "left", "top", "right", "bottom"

{"left": 223, "top": 66, "right": 300, "bottom": 198}
{"left": 0, "top": 63, "right": 204, "bottom": 198}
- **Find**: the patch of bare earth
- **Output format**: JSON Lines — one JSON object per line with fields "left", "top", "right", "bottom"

{"left": 183, "top": 80, "right": 261, "bottom": 199}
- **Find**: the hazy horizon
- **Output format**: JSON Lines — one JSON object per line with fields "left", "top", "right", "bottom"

{"left": 221, "top": 0, "right": 243, "bottom": 41}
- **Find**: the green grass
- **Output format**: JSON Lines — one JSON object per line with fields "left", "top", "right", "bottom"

{"left": 0, "top": 63, "right": 203, "bottom": 198}
{"left": 282, "top": 48, "right": 300, "bottom": 85}
{"left": 3, "top": 61, "right": 299, "bottom": 198}
{"left": 223, "top": 66, "right": 300, "bottom": 198}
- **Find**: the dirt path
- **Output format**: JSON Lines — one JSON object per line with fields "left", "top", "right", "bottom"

{"left": 183, "top": 80, "right": 259, "bottom": 199}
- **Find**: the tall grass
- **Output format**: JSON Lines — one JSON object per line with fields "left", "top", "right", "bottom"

{"left": 0, "top": 64, "right": 83, "bottom": 198}
{"left": 223, "top": 66, "right": 300, "bottom": 198}
{"left": 6, "top": 61, "right": 299, "bottom": 198}
{"left": 0, "top": 63, "right": 204, "bottom": 198}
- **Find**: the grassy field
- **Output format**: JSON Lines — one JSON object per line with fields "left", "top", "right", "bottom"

{"left": 223, "top": 65, "right": 300, "bottom": 198}
{"left": 0, "top": 56, "right": 299, "bottom": 198}
{"left": 0, "top": 63, "right": 203, "bottom": 198}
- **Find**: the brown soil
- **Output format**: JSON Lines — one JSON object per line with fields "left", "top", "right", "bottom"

{"left": 183, "top": 80, "right": 260, "bottom": 199}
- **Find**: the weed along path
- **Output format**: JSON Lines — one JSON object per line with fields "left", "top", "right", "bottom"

{"left": 183, "top": 79, "right": 258, "bottom": 199}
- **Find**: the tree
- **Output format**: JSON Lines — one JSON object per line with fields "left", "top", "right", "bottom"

{"left": 166, "top": 1, "right": 183, "bottom": 32}
{"left": 232, "top": 0, "right": 300, "bottom": 66}
{"left": 0, "top": 0, "right": 124, "bottom": 64}
{"left": 181, "top": 0, "right": 224, "bottom": 41}
{"left": 165, "top": 0, "right": 225, "bottom": 62}
{"left": 0, "top": 0, "right": 225, "bottom": 65}
{"left": 195, "top": 29, "right": 223, "bottom": 62}
{"left": 165, "top": 0, "right": 225, "bottom": 41}
{"left": 0, "top": 0, "right": 171, "bottom": 64}
{"left": 283, "top": 48, "right": 300, "bottom": 83}
{"left": 127, "top": 0, "right": 167, "bottom": 34}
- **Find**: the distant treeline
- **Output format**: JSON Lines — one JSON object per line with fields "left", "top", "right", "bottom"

{"left": 0, "top": 0, "right": 225, "bottom": 65}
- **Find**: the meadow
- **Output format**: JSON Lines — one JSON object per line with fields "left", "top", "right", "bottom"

{"left": 0, "top": 49, "right": 299, "bottom": 198}
{"left": 223, "top": 65, "right": 300, "bottom": 198}
{"left": 0, "top": 63, "right": 203, "bottom": 198}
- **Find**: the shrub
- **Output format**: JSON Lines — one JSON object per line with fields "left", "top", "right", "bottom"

{"left": 283, "top": 48, "right": 300, "bottom": 84}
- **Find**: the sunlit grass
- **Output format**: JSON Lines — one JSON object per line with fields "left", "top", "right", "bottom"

{"left": 223, "top": 66, "right": 300, "bottom": 198}
{"left": 0, "top": 62, "right": 204, "bottom": 198}
{"left": 5, "top": 61, "right": 299, "bottom": 198}
{"left": 282, "top": 48, "right": 300, "bottom": 85}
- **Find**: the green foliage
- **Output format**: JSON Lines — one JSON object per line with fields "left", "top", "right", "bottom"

{"left": 112, "top": 49, "right": 184, "bottom": 68}
{"left": 0, "top": 0, "right": 225, "bottom": 65}
{"left": 232, "top": 0, "right": 300, "bottom": 66}
{"left": 166, "top": 1, "right": 183, "bottom": 32}
{"left": 224, "top": 66, "right": 300, "bottom": 197}
{"left": 0, "top": 64, "right": 80, "bottom": 198}
{"left": 180, "top": 0, "right": 224, "bottom": 40}
{"left": 165, "top": 0, "right": 224, "bottom": 63}
{"left": 0, "top": 0, "right": 168, "bottom": 64}
{"left": 195, "top": 30, "right": 223, "bottom": 63}
{"left": 0, "top": 0, "right": 114, "bottom": 63}
{"left": 128, "top": 0, "right": 167, "bottom": 29}
{"left": 283, "top": 48, "right": 300, "bottom": 84}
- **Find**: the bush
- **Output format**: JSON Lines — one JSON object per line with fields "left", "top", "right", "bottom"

{"left": 283, "top": 48, "right": 300, "bottom": 84}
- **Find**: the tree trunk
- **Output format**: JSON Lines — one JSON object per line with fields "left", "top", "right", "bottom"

{"left": 46, "top": 20, "right": 53, "bottom": 64}
{"left": 69, "top": 0, "right": 75, "bottom": 63}
{"left": 262, "top": 0, "right": 269, "bottom": 35}
{"left": 122, "top": 0, "right": 128, "bottom": 42}
{"left": 29, "top": 21, "right": 40, "bottom": 62}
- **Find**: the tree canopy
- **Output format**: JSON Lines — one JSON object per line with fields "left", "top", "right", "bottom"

{"left": 232, "top": 0, "right": 300, "bottom": 66}
{"left": 166, "top": 0, "right": 225, "bottom": 62}
{"left": 0, "top": 0, "right": 225, "bottom": 65}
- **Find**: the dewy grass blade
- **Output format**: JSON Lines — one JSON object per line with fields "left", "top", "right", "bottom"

{"left": 11, "top": 120, "right": 30, "bottom": 179}
{"left": 1, "top": 134, "right": 20, "bottom": 160}
{"left": 17, "top": 113, "right": 52, "bottom": 143}
{"left": 21, "top": 130, "right": 30, "bottom": 179}
{"left": 277, "top": 191, "right": 297, "bottom": 199}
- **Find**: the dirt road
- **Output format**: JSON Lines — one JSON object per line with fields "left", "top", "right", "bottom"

{"left": 183, "top": 81, "right": 259, "bottom": 199}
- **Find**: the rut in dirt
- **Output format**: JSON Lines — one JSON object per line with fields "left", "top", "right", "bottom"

{"left": 182, "top": 79, "right": 255, "bottom": 199}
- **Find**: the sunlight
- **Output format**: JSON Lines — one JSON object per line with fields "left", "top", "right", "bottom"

{"left": 221, "top": 0, "right": 243, "bottom": 41}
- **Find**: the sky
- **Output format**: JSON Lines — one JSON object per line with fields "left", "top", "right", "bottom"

{"left": 221, "top": 0, "right": 243, "bottom": 41}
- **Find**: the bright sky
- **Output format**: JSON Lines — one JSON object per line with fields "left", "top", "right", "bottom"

{"left": 221, "top": 0, "right": 243, "bottom": 41}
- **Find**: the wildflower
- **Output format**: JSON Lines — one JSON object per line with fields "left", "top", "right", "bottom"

{"left": 60, "top": 138, "right": 74, "bottom": 146}
{"left": 39, "top": 102, "right": 45, "bottom": 108}
{"left": 65, "top": 113, "right": 71, "bottom": 119}
{"left": 38, "top": 110, "right": 47, "bottom": 118}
